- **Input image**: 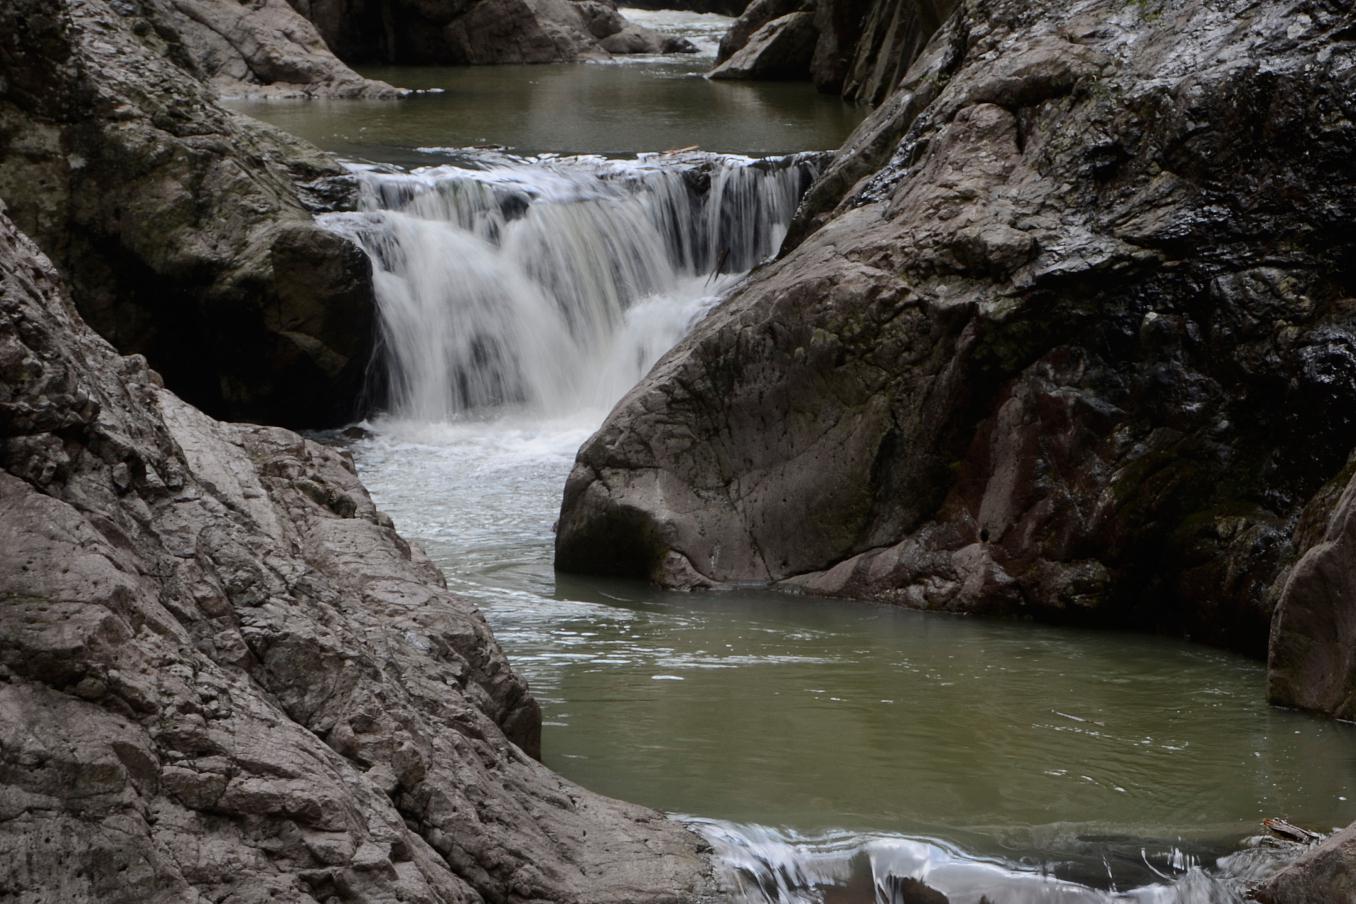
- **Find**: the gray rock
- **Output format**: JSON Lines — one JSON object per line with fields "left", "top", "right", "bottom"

{"left": 1268, "top": 462, "right": 1356, "bottom": 720}
{"left": 0, "top": 210, "right": 720, "bottom": 902}
{"left": 715, "top": 0, "right": 807, "bottom": 64}
{"left": 0, "top": 0, "right": 380, "bottom": 427}
{"left": 708, "top": 11, "right": 819, "bottom": 80}
{"left": 1253, "top": 825, "right": 1356, "bottom": 904}
{"left": 559, "top": 0, "right": 1356, "bottom": 670}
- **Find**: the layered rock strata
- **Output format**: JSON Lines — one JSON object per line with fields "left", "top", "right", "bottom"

{"left": 0, "top": 0, "right": 382, "bottom": 428}
{"left": 560, "top": 0, "right": 1356, "bottom": 681}
{"left": 0, "top": 209, "right": 718, "bottom": 903}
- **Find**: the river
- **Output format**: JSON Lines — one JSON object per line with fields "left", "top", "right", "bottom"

{"left": 234, "top": 14, "right": 1356, "bottom": 902}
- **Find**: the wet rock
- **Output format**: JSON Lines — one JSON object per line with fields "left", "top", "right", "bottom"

{"left": 716, "top": 0, "right": 807, "bottom": 64}
{"left": 0, "top": 211, "right": 719, "bottom": 901}
{"left": 708, "top": 10, "right": 819, "bottom": 79}
{"left": 710, "top": 0, "right": 958, "bottom": 101}
{"left": 0, "top": 0, "right": 380, "bottom": 427}
{"left": 559, "top": 0, "right": 1356, "bottom": 669}
{"left": 1267, "top": 461, "right": 1356, "bottom": 720}
{"left": 148, "top": 0, "right": 400, "bottom": 98}
{"left": 1253, "top": 825, "right": 1356, "bottom": 904}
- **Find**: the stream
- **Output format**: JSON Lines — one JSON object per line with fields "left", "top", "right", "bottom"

{"left": 238, "top": 13, "right": 1356, "bottom": 902}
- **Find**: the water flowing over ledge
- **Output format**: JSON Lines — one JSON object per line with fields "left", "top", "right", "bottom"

{"left": 689, "top": 819, "right": 1308, "bottom": 904}
{"left": 322, "top": 149, "right": 824, "bottom": 422}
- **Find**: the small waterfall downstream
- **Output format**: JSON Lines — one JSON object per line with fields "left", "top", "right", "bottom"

{"left": 324, "top": 151, "right": 821, "bottom": 422}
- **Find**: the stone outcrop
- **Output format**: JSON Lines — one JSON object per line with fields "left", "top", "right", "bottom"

{"left": 1267, "top": 463, "right": 1356, "bottom": 720}
{"left": 149, "top": 0, "right": 401, "bottom": 98}
{"left": 286, "top": 0, "right": 696, "bottom": 65}
{"left": 0, "top": 0, "right": 384, "bottom": 428}
{"left": 1253, "top": 826, "right": 1356, "bottom": 904}
{"left": 0, "top": 208, "right": 718, "bottom": 902}
{"left": 708, "top": 10, "right": 818, "bottom": 80}
{"left": 624, "top": 0, "right": 749, "bottom": 17}
{"left": 559, "top": 0, "right": 1356, "bottom": 672}
{"left": 711, "top": 0, "right": 958, "bottom": 101}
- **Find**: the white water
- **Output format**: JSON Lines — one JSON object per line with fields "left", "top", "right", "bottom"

{"left": 324, "top": 151, "right": 818, "bottom": 421}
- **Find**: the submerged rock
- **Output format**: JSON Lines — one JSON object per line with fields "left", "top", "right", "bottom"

{"left": 286, "top": 0, "right": 696, "bottom": 65}
{"left": 559, "top": 0, "right": 1356, "bottom": 669}
{"left": 0, "top": 208, "right": 719, "bottom": 901}
{"left": 0, "top": 0, "right": 380, "bottom": 427}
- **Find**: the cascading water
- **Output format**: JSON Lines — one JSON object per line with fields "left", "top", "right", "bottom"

{"left": 323, "top": 150, "right": 821, "bottom": 422}
{"left": 324, "top": 149, "right": 1350, "bottom": 904}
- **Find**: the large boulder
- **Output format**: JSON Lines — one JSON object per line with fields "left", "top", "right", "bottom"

{"left": 285, "top": 0, "right": 695, "bottom": 64}
{"left": 0, "top": 0, "right": 383, "bottom": 427}
{"left": 1253, "top": 826, "right": 1356, "bottom": 904}
{"left": 710, "top": 0, "right": 959, "bottom": 101}
{"left": 558, "top": 0, "right": 1356, "bottom": 665}
{"left": 707, "top": 10, "right": 819, "bottom": 79}
{"left": 0, "top": 208, "right": 719, "bottom": 902}
{"left": 148, "top": 0, "right": 401, "bottom": 98}
{"left": 1267, "top": 463, "right": 1356, "bottom": 720}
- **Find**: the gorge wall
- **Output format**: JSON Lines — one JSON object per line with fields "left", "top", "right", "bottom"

{"left": 0, "top": 0, "right": 384, "bottom": 428}
{"left": 0, "top": 206, "right": 719, "bottom": 902}
{"left": 558, "top": 0, "right": 1356, "bottom": 721}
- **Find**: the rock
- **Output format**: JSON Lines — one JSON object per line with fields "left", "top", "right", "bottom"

{"left": 1267, "top": 461, "right": 1356, "bottom": 720}
{"left": 710, "top": 0, "right": 958, "bottom": 101}
{"left": 0, "top": 210, "right": 719, "bottom": 901}
{"left": 708, "top": 11, "right": 819, "bottom": 79}
{"left": 148, "top": 0, "right": 401, "bottom": 98}
{"left": 626, "top": 0, "right": 749, "bottom": 16}
{"left": 0, "top": 0, "right": 380, "bottom": 428}
{"left": 286, "top": 0, "right": 693, "bottom": 65}
{"left": 558, "top": 0, "right": 1356, "bottom": 668}
{"left": 1252, "top": 826, "right": 1356, "bottom": 904}
{"left": 715, "top": 0, "right": 807, "bottom": 64}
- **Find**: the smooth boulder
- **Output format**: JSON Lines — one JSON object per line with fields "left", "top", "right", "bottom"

{"left": 0, "top": 0, "right": 381, "bottom": 427}
{"left": 708, "top": 11, "right": 818, "bottom": 79}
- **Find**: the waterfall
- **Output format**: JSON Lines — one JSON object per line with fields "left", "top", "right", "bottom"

{"left": 323, "top": 151, "right": 823, "bottom": 422}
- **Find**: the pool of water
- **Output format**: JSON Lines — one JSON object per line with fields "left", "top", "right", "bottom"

{"left": 228, "top": 10, "right": 865, "bottom": 166}
{"left": 345, "top": 415, "right": 1356, "bottom": 897}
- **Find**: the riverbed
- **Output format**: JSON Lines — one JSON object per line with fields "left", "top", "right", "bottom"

{"left": 238, "top": 13, "right": 1356, "bottom": 901}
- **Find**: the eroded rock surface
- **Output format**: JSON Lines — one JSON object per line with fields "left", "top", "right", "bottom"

{"left": 0, "top": 210, "right": 718, "bottom": 902}
{"left": 560, "top": 0, "right": 1356, "bottom": 667}
{"left": 287, "top": 0, "right": 695, "bottom": 64}
{"left": 0, "top": 0, "right": 381, "bottom": 427}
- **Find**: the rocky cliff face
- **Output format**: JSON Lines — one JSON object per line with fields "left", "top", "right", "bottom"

{"left": 560, "top": 0, "right": 1356, "bottom": 683}
{"left": 0, "top": 0, "right": 385, "bottom": 428}
{"left": 0, "top": 208, "right": 717, "bottom": 902}
{"left": 285, "top": 0, "right": 696, "bottom": 65}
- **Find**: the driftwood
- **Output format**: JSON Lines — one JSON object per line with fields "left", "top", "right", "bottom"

{"left": 1263, "top": 818, "right": 1323, "bottom": 844}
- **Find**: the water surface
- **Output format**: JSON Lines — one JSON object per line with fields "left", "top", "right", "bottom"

{"left": 230, "top": 11, "right": 864, "bottom": 166}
